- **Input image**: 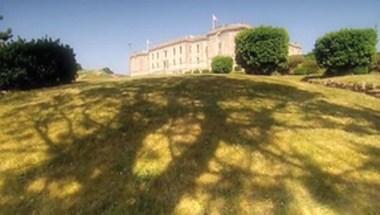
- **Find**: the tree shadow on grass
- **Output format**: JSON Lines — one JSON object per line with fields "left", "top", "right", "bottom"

{"left": 0, "top": 75, "right": 380, "bottom": 214}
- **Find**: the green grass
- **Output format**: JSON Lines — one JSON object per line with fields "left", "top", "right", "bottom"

{"left": 0, "top": 74, "right": 380, "bottom": 214}
{"left": 77, "top": 69, "right": 119, "bottom": 81}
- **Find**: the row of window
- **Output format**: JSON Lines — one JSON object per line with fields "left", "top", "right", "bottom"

{"left": 151, "top": 57, "right": 202, "bottom": 69}
{"left": 150, "top": 43, "right": 221, "bottom": 60}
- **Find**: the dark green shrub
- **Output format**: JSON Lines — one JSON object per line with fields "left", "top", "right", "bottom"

{"left": 0, "top": 38, "right": 77, "bottom": 90}
{"left": 76, "top": 63, "right": 83, "bottom": 71}
{"left": 235, "top": 26, "right": 289, "bottom": 75}
{"left": 211, "top": 55, "right": 233, "bottom": 73}
{"left": 314, "top": 28, "right": 377, "bottom": 75}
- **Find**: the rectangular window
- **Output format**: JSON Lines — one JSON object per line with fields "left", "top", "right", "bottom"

{"left": 156, "top": 62, "right": 159, "bottom": 68}
{"left": 165, "top": 50, "right": 167, "bottom": 58}
{"left": 152, "top": 63, "right": 154, "bottom": 69}
{"left": 197, "top": 44, "right": 200, "bottom": 53}
{"left": 218, "top": 42, "right": 222, "bottom": 54}
{"left": 197, "top": 57, "right": 200, "bottom": 64}
{"left": 180, "top": 46, "right": 182, "bottom": 54}
{"left": 173, "top": 47, "right": 176, "bottom": 56}
{"left": 173, "top": 59, "right": 176, "bottom": 65}
{"left": 152, "top": 53, "right": 154, "bottom": 60}
{"left": 164, "top": 60, "right": 169, "bottom": 68}
{"left": 157, "top": 52, "right": 159, "bottom": 59}
{"left": 179, "top": 58, "right": 182, "bottom": 64}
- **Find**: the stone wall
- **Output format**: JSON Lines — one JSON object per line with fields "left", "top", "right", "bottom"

{"left": 306, "top": 78, "right": 380, "bottom": 99}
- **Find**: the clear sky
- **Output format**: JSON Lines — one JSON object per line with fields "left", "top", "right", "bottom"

{"left": 1, "top": 0, "right": 379, "bottom": 74}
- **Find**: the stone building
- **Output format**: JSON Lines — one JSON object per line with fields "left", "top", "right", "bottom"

{"left": 129, "top": 23, "right": 302, "bottom": 76}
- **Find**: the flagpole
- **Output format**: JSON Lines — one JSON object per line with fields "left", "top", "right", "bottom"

{"left": 146, "top": 39, "right": 150, "bottom": 52}
{"left": 212, "top": 15, "right": 215, "bottom": 29}
{"left": 212, "top": 14, "right": 216, "bottom": 29}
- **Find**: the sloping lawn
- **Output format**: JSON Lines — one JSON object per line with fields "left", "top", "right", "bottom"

{"left": 77, "top": 69, "right": 120, "bottom": 81}
{"left": 0, "top": 75, "right": 379, "bottom": 214}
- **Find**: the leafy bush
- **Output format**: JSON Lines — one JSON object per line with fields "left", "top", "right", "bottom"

{"left": 293, "top": 67, "right": 309, "bottom": 75}
{"left": 0, "top": 38, "right": 77, "bottom": 90}
{"left": 235, "top": 26, "right": 289, "bottom": 75}
{"left": 352, "top": 66, "right": 369, "bottom": 75}
{"left": 288, "top": 55, "right": 305, "bottom": 72}
{"left": 211, "top": 55, "right": 233, "bottom": 73}
{"left": 372, "top": 53, "right": 380, "bottom": 72}
{"left": 302, "top": 59, "right": 321, "bottom": 74}
{"left": 314, "top": 28, "right": 377, "bottom": 75}
{"left": 234, "top": 65, "right": 242, "bottom": 72}
{"left": 291, "top": 55, "right": 321, "bottom": 75}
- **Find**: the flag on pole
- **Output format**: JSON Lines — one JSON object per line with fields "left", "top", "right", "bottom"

{"left": 146, "top": 39, "right": 150, "bottom": 51}
{"left": 212, "top": 14, "right": 218, "bottom": 29}
{"left": 212, "top": 14, "right": 218, "bottom": 22}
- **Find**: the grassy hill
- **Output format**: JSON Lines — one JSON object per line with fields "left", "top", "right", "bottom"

{"left": 77, "top": 69, "right": 122, "bottom": 81}
{"left": 0, "top": 74, "right": 379, "bottom": 214}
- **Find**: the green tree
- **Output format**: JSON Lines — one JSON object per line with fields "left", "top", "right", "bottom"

{"left": 211, "top": 56, "right": 233, "bottom": 73}
{"left": 0, "top": 37, "right": 78, "bottom": 90}
{"left": 76, "top": 63, "right": 83, "bottom": 71}
{"left": 235, "top": 26, "right": 289, "bottom": 75}
{"left": 0, "top": 15, "right": 12, "bottom": 44}
{"left": 287, "top": 55, "right": 305, "bottom": 72}
{"left": 373, "top": 52, "right": 380, "bottom": 72}
{"left": 102, "top": 67, "right": 114, "bottom": 74}
{"left": 314, "top": 28, "right": 378, "bottom": 75}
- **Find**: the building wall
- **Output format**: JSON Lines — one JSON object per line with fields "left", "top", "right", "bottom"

{"left": 129, "top": 24, "right": 303, "bottom": 76}
{"left": 289, "top": 43, "right": 303, "bottom": 56}
{"left": 129, "top": 53, "right": 149, "bottom": 75}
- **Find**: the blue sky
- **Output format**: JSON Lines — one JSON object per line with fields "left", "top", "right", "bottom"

{"left": 1, "top": 0, "right": 379, "bottom": 74}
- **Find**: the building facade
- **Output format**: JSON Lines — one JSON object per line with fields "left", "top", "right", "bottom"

{"left": 129, "top": 24, "right": 302, "bottom": 76}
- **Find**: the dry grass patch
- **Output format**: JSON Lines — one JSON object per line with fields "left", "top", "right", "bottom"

{"left": 0, "top": 75, "right": 379, "bottom": 214}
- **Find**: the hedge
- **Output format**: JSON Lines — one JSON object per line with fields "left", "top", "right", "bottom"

{"left": 314, "top": 28, "right": 377, "bottom": 75}
{"left": 211, "top": 56, "right": 233, "bottom": 73}
{"left": 0, "top": 38, "right": 77, "bottom": 90}
{"left": 235, "top": 26, "right": 289, "bottom": 75}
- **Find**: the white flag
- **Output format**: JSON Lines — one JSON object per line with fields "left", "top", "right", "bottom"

{"left": 212, "top": 14, "right": 218, "bottom": 21}
{"left": 146, "top": 39, "right": 150, "bottom": 51}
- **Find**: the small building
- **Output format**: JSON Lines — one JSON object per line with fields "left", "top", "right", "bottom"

{"left": 129, "top": 23, "right": 302, "bottom": 76}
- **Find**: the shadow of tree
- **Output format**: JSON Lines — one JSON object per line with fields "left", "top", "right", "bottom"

{"left": 0, "top": 75, "right": 379, "bottom": 214}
